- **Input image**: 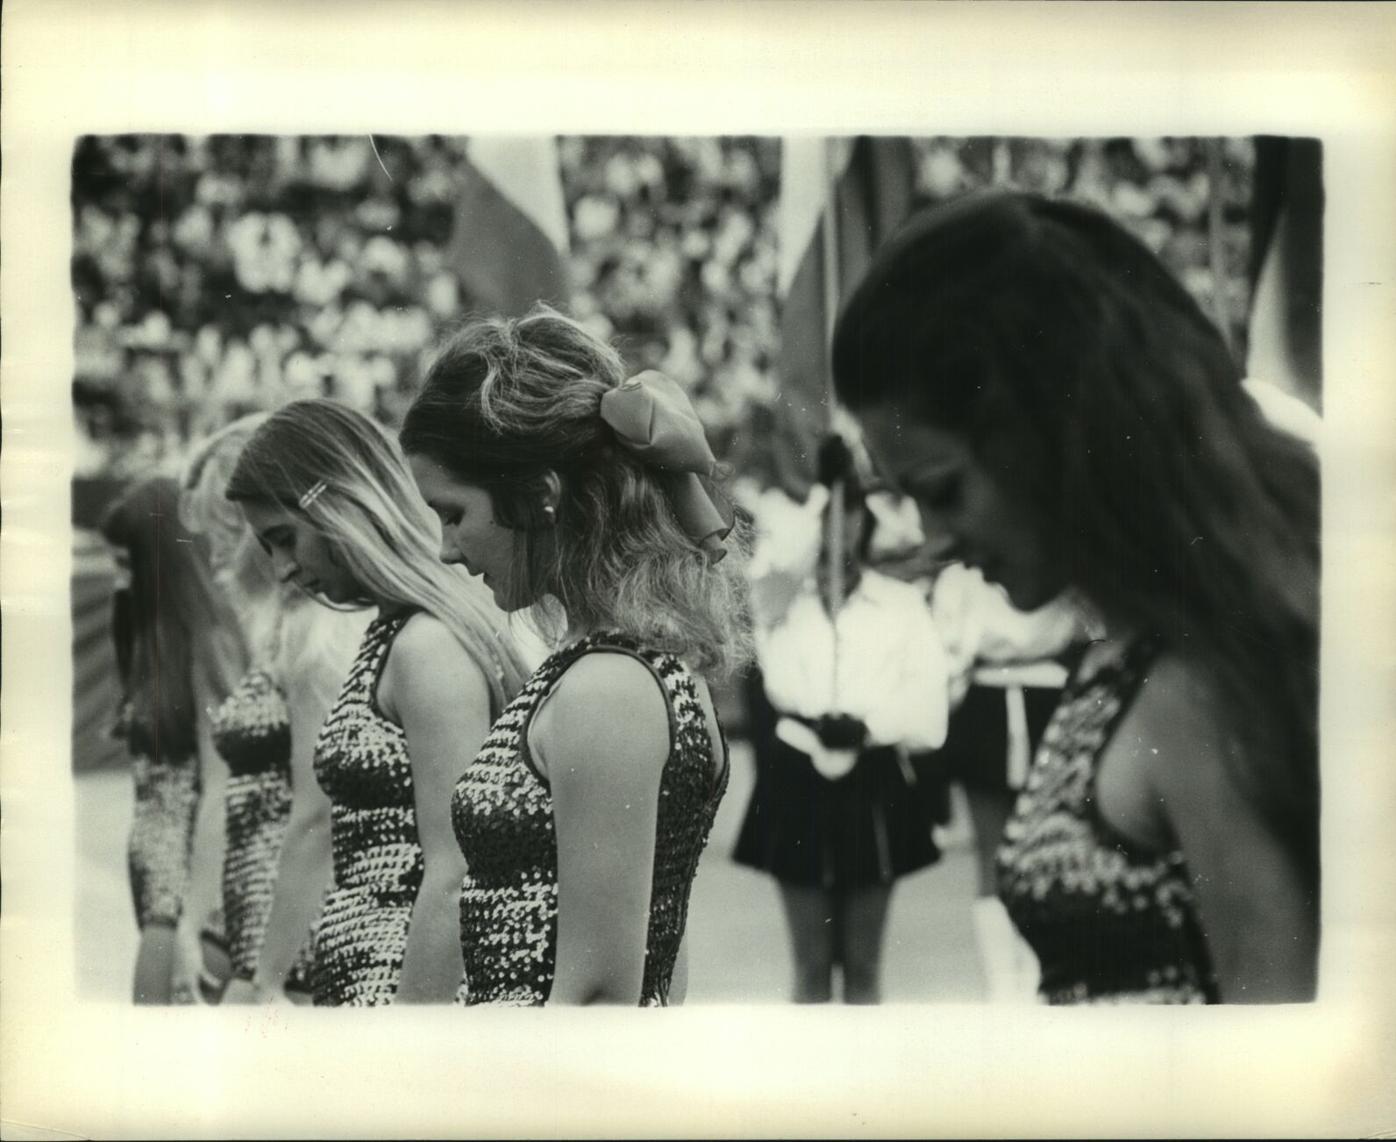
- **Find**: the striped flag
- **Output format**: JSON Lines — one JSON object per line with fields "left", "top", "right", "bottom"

{"left": 449, "top": 137, "right": 571, "bottom": 320}
{"left": 773, "top": 136, "right": 919, "bottom": 496}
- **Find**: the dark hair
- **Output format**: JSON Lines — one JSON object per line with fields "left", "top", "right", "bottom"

{"left": 832, "top": 190, "right": 1320, "bottom": 873}
{"left": 101, "top": 475, "right": 243, "bottom": 760}
{"left": 401, "top": 305, "right": 752, "bottom": 679}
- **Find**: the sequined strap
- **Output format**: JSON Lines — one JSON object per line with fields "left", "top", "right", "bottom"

{"left": 1065, "top": 632, "right": 1165, "bottom": 705}
{"left": 560, "top": 633, "right": 725, "bottom": 787}
{"left": 548, "top": 632, "right": 691, "bottom": 723}
{"left": 347, "top": 609, "right": 418, "bottom": 700}
{"left": 516, "top": 633, "right": 720, "bottom": 788}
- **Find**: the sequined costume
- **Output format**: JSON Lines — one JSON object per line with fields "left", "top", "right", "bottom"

{"left": 996, "top": 637, "right": 1219, "bottom": 1004}
{"left": 212, "top": 668, "right": 315, "bottom": 992}
{"left": 122, "top": 706, "right": 199, "bottom": 930}
{"left": 453, "top": 633, "right": 729, "bottom": 1007}
{"left": 311, "top": 611, "right": 425, "bottom": 1006}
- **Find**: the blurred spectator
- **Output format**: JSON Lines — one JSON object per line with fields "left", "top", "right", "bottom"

{"left": 71, "top": 134, "right": 1252, "bottom": 482}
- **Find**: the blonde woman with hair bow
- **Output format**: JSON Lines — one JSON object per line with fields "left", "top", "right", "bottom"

{"left": 401, "top": 305, "right": 751, "bottom": 1006}
{"left": 225, "top": 400, "right": 530, "bottom": 1005}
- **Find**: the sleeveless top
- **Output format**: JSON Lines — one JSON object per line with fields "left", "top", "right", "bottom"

{"left": 311, "top": 610, "right": 426, "bottom": 1006}
{"left": 211, "top": 668, "right": 315, "bottom": 990}
{"left": 120, "top": 702, "right": 199, "bottom": 931}
{"left": 452, "top": 632, "right": 729, "bottom": 1006}
{"left": 997, "top": 637, "right": 1219, "bottom": 1004}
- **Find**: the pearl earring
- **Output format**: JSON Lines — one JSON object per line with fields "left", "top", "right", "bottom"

{"left": 543, "top": 504, "right": 556, "bottom": 523}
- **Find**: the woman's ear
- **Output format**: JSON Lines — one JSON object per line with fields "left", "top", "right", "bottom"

{"left": 540, "top": 470, "right": 562, "bottom": 510}
{"left": 538, "top": 470, "right": 562, "bottom": 525}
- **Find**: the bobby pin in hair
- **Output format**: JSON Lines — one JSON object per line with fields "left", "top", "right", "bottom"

{"left": 298, "top": 480, "right": 328, "bottom": 510}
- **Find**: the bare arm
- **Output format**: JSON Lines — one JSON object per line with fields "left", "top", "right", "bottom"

{"left": 1137, "top": 657, "right": 1318, "bottom": 1002}
{"left": 177, "top": 694, "right": 229, "bottom": 999}
{"left": 380, "top": 614, "right": 491, "bottom": 1004}
{"left": 535, "top": 654, "right": 670, "bottom": 1005}
{"left": 132, "top": 925, "right": 179, "bottom": 1005}
{"left": 248, "top": 670, "right": 338, "bottom": 999}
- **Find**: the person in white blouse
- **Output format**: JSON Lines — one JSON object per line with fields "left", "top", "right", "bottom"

{"left": 732, "top": 438, "right": 950, "bottom": 1004}
{"left": 927, "top": 561, "right": 1086, "bottom": 1002}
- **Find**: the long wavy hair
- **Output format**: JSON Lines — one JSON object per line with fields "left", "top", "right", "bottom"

{"left": 832, "top": 190, "right": 1320, "bottom": 877}
{"left": 400, "top": 305, "right": 752, "bottom": 680}
{"left": 181, "top": 414, "right": 370, "bottom": 691}
{"left": 101, "top": 474, "right": 244, "bottom": 760}
{"left": 223, "top": 399, "right": 529, "bottom": 714}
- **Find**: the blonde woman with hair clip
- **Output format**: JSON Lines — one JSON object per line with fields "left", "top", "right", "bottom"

{"left": 180, "top": 416, "right": 370, "bottom": 1005}
{"left": 400, "top": 305, "right": 751, "bottom": 1006}
{"left": 226, "top": 399, "right": 530, "bottom": 1006}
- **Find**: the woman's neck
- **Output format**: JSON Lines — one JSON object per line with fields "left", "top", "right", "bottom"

{"left": 563, "top": 617, "right": 596, "bottom": 646}
{"left": 1067, "top": 591, "right": 1144, "bottom": 676}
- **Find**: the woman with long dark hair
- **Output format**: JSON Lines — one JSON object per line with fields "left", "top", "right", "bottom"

{"left": 832, "top": 190, "right": 1320, "bottom": 1003}
{"left": 226, "top": 400, "right": 530, "bottom": 1005}
{"left": 102, "top": 474, "right": 243, "bottom": 1003}
{"left": 401, "top": 306, "right": 750, "bottom": 1005}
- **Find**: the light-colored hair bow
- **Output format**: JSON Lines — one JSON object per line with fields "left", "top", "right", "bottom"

{"left": 598, "top": 370, "right": 732, "bottom": 562}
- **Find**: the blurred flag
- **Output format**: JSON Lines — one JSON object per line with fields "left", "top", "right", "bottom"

{"left": 449, "top": 137, "right": 571, "bottom": 319}
{"left": 72, "top": 530, "right": 124, "bottom": 772}
{"left": 773, "top": 136, "right": 919, "bottom": 496}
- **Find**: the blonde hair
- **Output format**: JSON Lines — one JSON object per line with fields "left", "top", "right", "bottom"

{"left": 275, "top": 597, "right": 374, "bottom": 713}
{"left": 181, "top": 414, "right": 375, "bottom": 702}
{"left": 223, "top": 399, "right": 530, "bottom": 713}
{"left": 181, "top": 413, "right": 281, "bottom": 662}
{"left": 401, "top": 305, "right": 753, "bottom": 680}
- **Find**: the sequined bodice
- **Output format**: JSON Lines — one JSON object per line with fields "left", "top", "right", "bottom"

{"left": 212, "top": 669, "right": 305, "bottom": 982}
{"left": 124, "top": 729, "right": 199, "bottom": 931}
{"left": 311, "top": 610, "right": 424, "bottom": 1006}
{"left": 213, "top": 669, "right": 292, "bottom": 777}
{"left": 452, "top": 633, "right": 729, "bottom": 1006}
{"left": 997, "top": 637, "right": 1219, "bottom": 1004}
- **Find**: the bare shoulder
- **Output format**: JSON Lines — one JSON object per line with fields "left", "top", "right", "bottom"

{"left": 380, "top": 612, "right": 488, "bottom": 719}
{"left": 1133, "top": 651, "right": 1226, "bottom": 738}
{"left": 1126, "top": 650, "right": 1239, "bottom": 802}
{"left": 392, "top": 610, "right": 460, "bottom": 654}
{"left": 1091, "top": 648, "right": 1241, "bottom": 849}
{"left": 532, "top": 651, "right": 670, "bottom": 776}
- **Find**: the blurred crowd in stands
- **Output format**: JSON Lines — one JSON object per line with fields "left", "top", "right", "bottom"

{"left": 71, "top": 134, "right": 1254, "bottom": 482}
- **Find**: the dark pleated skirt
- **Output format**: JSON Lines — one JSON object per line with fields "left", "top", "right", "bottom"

{"left": 732, "top": 672, "right": 940, "bottom": 889}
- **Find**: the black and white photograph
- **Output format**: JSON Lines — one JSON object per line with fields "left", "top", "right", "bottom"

{"left": 65, "top": 129, "right": 1318, "bottom": 1008}
{"left": 4, "top": 3, "right": 1395, "bottom": 1138}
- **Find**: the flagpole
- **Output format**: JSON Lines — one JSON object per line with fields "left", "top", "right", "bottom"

{"left": 821, "top": 137, "right": 845, "bottom": 711}
{"left": 1204, "top": 138, "right": 1232, "bottom": 353}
